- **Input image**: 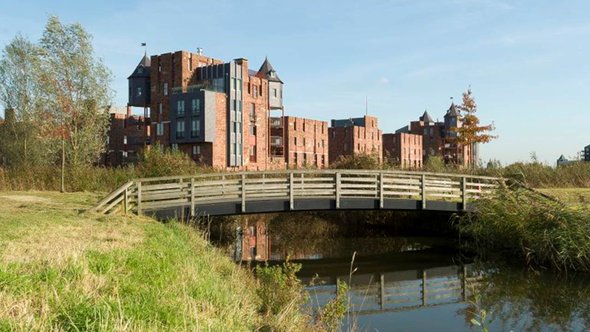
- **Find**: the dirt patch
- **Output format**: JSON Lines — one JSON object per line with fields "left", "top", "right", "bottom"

{"left": 1, "top": 223, "right": 144, "bottom": 265}
{"left": 0, "top": 195, "right": 51, "bottom": 203}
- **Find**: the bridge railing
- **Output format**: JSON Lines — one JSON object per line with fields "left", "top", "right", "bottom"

{"left": 90, "top": 170, "right": 501, "bottom": 215}
{"left": 119, "top": 170, "right": 500, "bottom": 215}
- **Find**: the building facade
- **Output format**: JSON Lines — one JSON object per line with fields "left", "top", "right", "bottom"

{"left": 404, "top": 104, "right": 474, "bottom": 167}
{"left": 382, "top": 132, "right": 423, "bottom": 168}
{"left": 126, "top": 50, "right": 285, "bottom": 170}
{"left": 283, "top": 116, "right": 328, "bottom": 168}
{"left": 104, "top": 107, "right": 147, "bottom": 166}
{"left": 328, "top": 115, "right": 382, "bottom": 164}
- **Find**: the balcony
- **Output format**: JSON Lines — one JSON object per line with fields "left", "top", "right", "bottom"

{"left": 270, "top": 136, "right": 283, "bottom": 146}
{"left": 270, "top": 117, "right": 283, "bottom": 128}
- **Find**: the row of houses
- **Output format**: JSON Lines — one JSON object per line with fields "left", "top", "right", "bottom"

{"left": 105, "top": 48, "right": 476, "bottom": 170}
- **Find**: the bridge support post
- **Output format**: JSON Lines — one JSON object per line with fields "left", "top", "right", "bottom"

{"left": 289, "top": 172, "right": 294, "bottom": 210}
{"left": 190, "top": 178, "right": 195, "bottom": 217}
{"left": 241, "top": 173, "right": 246, "bottom": 213}
{"left": 335, "top": 172, "right": 341, "bottom": 209}
{"left": 461, "top": 177, "right": 467, "bottom": 211}
{"left": 421, "top": 174, "right": 426, "bottom": 210}
{"left": 379, "top": 172, "right": 384, "bottom": 209}
{"left": 136, "top": 181, "right": 142, "bottom": 215}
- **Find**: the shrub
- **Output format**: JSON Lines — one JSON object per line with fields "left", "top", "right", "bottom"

{"left": 330, "top": 153, "right": 382, "bottom": 170}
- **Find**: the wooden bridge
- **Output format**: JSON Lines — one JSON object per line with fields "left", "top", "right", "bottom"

{"left": 91, "top": 169, "right": 501, "bottom": 217}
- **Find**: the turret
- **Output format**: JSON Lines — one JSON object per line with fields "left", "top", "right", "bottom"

{"left": 128, "top": 54, "right": 151, "bottom": 107}
{"left": 256, "top": 57, "right": 283, "bottom": 109}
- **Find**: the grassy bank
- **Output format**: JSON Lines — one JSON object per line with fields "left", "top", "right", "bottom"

{"left": 456, "top": 185, "right": 590, "bottom": 272}
{"left": 0, "top": 191, "right": 309, "bottom": 331}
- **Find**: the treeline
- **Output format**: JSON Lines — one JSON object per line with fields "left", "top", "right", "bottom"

{"left": 0, "top": 16, "right": 111, "bottom": 188}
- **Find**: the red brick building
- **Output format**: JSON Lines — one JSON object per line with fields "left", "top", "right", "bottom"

{"left": 400, "top": 105, "right": 474, "bottom": 167}
{"left": 283, "top": 116, "right": 328, "bottom": 168}
{"left": 104, "top": 107, "right": 147, "bottom": 166}
{"left": 125, "top": 50, "right": 286, "bottom": 170}
{"left": 328, "top": 115, "right": 382, "bottom": 164}
{"left": 382, "top": 132, "right": 423, "bottom": 169}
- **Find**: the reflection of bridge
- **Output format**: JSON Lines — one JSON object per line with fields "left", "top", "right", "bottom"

{"left": 92, "top": 170, "right": 500, "bottom": 216}
{"left": 304, "top": 264, "right": 483, "bottom": 315}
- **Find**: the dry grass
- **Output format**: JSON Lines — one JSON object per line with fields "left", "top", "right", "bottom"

{"left": 0, "top": 191, "right": 306, "bottom": 331}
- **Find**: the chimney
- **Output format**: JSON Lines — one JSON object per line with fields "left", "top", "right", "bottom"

{"left": 196, "top": 47, "right": 203, "bottom": 55}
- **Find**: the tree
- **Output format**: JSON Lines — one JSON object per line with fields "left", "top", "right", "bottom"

{"left": 453, "top": 88, "right": 497, "bottom": 167}
{"left": 0, "top": 35, "right": 51, "bottom": 168}
{"left": 37, "top": 16, "right": 113, "bottom": 190}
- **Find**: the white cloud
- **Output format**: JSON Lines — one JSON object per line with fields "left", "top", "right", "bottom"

{"left": 379, "top": 77, "right": 390, "bottom": 84}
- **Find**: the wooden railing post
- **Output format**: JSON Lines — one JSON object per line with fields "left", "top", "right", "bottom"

{"left": 335, "top": 172, "right": 341, "bottom": 209}
{"left": 289, "top": 172, "right": 294, "bottom": 210}
{"left": 136, "top": 181, "right": 142, "bottom": 215}
{"left": 190, "top": 177, "right": 195, "bottom": 217}
{"left": 379, "top": 172, "right": 384, "bottom": 209}
{"left": 123, "top": 186, "right": 128, "bottom": 215}
{"left": 462, "top": 265, "right": 467, "bottom": 301}
{"left": 421, "top": 174, "right": 427, "bottom": 210}
{"left": 241, "top": 173, "right": 246, "bottom": 213}
{"left": 462, "top": 177, "right": 467, "bottom": 210}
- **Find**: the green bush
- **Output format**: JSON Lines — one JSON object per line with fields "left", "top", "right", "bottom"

{"left": 255, "top": 261, "right": 305, "bottom": 316}
{"left": 330, "top": 153, "right": 382, "bottom": 170}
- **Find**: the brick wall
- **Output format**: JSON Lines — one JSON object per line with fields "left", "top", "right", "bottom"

{"left": 382, "top": 133, "right": 423, "bottom": 168}
{"left": 329, "top": 115, "right": 382, "bottom": 164}
{"left": 284, "top": 116, "right": 328, "bottom": 168}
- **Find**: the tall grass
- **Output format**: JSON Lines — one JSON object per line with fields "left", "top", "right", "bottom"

{"left": 0, "top": 191, "right": 313, "bottom": 331}
{"left": 455, "top": 184, "right": 590, "bottom": 271}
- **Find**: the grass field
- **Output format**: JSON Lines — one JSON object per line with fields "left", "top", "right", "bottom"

{"left": 538, "top": 188, "right": 590, "bottom": 207}
{"left": 0, "top": 191, "right": 272, "bottom": 331}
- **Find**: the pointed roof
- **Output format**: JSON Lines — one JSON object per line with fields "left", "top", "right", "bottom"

{"left": 420, "top": 110, "right": 434, "bottom": 123}
{"left": 445, "top": 102, "right": 459, "bottom": 117}
{"left": 256, "top": 57, "right": 283, "bottom": 83}
{"left": 128, "top": 54, "right": 151, "bottom": 79}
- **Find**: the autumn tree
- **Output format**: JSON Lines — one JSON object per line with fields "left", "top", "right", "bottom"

{"left": 453, "top": 88, "right": 497, "bottom": 167}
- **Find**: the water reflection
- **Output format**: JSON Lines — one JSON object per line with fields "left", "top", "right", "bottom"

{"left": 232, "top": 215, "right": 590, "bottom": 331}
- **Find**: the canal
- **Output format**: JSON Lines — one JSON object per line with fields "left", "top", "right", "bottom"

{"left": 213, "top": 212, "right": 590, "bottom": 331}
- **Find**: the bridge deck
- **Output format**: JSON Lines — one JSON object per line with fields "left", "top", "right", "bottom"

{"left": 92, "top": 169, "right": 501, "bottom": 216}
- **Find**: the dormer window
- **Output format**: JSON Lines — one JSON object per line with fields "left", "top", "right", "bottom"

{"left": 269, "top": 70, "right": 275, "bottom": 78}
{"left": 138, "top": 67, "right": 143, "bottom": 74}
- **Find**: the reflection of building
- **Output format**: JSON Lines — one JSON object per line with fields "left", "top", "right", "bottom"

{"left": 328, "top": 115, "right": 382, "bottom": 164}
{"left": 284, "top": 116, "right": 328, "bottom": 168}
{"left": 382, "top": 132, "right": 423, "bottom": 168}
{"left": 241, "top": 220, "right": 271, "bottom": 261}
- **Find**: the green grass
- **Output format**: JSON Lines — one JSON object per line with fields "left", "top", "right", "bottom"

{"left": 456, "top": 185, "right": 590, "bottom": 272}
{"left": 0, "top": 191, "right": 296, "bottom": 331}
{"left": 538, "top": 188, "right": 590, "bottom": 207}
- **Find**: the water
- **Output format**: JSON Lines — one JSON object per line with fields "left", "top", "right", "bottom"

{"left": 228, "top": 215, "right": 590, "bottom": 331}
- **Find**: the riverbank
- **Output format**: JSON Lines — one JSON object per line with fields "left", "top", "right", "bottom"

{"left": 456, "top": 186, "right": 590, "bottom": 271}
{"left": 0, "top": 191, "right": 308, "bottom": 331}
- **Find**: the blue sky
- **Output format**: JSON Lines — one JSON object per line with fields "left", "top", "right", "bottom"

{"left": 1, "top": 0, "right": 589, "bottom": 165}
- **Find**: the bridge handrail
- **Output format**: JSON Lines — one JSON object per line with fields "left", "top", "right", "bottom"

{"left": 91, "top": 181, "right": 136, "bottom": 214}
{"left": 134, "top": 169, "right": 502, "bottom": 183}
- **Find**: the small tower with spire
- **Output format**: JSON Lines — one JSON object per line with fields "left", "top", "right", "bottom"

{"left": 256, "top": 57, "right": 283, "bottom": 110}
{"left": 444, "top": 100, "right": 460, "bottom": 137}
{"left": 128, "top": 54, "right": 151, "bottom": 108}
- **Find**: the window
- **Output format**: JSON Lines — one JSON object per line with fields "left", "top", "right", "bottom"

{"left": 294, "top": 137, "right": 297, "bottom": 146}
{"left": 191, "top": 99, "right": 200, "bottom": 114}
{"left": 253, "top": 85, "right": 258, "bottom": 98}
{"left": 273, "top": 88, "right": 277, "bottom": 97}
{"left": 177, "top": 100, "right": 185, "bottom": 116}
{"left": 302, "top": 122, "right": 306, "bottom": 132}
{"left": 156, "top": 123, "right": 164, "bottom": 136}
{"left": 249, "top": 124, "right": 256, "bottom": 135}
{"left": 158, "top": 103, "right": 163, "bottom": 119}
{"left": 192, "top": 145, "right": 200, "bottom": 155}
{"left": 163, "top": 82, "right": 168, "bottom": 96}
{"left": 137, "top": 87, "right": 142, "bottom": 97}
{"left": 176, "top": 121, "right": 185, "bottom": 139}
{"left": 303, "top": 138, "right": 306, "bottom": 147}
{"left": 249, "top": 104, "right": 255, "bottom": 121}
{"left": 191, "top": 118, "right": 200, "bottom": 137}
{"left": 172, "top": 143, "right": 178, "bottom": 150}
